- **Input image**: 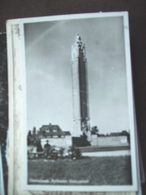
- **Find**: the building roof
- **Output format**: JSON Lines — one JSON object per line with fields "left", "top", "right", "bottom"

{"left": 39, "top": 123, "right": 71, "bottom": 137}
{"left": 63, "top": 131, "right": 71, "bottom": 136}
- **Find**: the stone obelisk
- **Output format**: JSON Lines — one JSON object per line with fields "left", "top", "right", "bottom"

{"left": 71, "top": 35, "right": 90, "bottom": 137}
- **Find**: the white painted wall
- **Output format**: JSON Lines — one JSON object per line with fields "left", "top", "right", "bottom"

{"left": 90, "top": 135, "right": 129, "bottom": 147}
{"left": 41, "top": 136, "right": 72, "bottom": 149}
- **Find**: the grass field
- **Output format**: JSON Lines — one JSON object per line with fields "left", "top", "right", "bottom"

{"left": 28, "top": 156, "right": 132, "bottom": 185}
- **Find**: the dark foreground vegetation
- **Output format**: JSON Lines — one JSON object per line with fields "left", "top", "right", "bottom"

{"left": 28, "top": 156, "right": 132, "bottom": 185}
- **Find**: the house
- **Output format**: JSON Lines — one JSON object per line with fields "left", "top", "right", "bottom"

{"left": 37, "top": 123, "right": 72, "bottom": 149}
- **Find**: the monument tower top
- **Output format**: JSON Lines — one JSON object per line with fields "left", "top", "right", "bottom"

{"left": 72, "top": 34, "right": 86, "bottom": 60}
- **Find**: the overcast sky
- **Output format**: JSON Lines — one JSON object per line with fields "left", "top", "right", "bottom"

{"left": 25, "top": 15, "right": 130, "bottom": 134}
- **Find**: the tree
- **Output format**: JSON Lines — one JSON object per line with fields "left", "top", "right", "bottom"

{"left": 27, "top": 130, "right": 33, "bottom": 145}
{"left": 91, "top": 126, "right": 99, "bottom": 135}
{"left": 28, "top": 130, "right": 32, "bottom": 136}
{"left": 33, "top": 127, "right": 36, "bottom": 135}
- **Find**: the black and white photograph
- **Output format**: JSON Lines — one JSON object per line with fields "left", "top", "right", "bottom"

{"left": 7, "top": 12, "right": 138, "bottom": 193}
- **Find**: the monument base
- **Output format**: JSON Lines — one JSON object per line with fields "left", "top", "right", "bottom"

{"left": 72, "top": 136, "right": 90, "bottom": 147}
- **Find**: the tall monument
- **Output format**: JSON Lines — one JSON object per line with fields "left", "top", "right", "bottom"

{"left": 71, "top": 35, "right": 90, "bottom": 137}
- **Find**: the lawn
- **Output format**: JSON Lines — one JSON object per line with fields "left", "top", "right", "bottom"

{"left": 28, "top": 156, "right": 132, "bottom": 185}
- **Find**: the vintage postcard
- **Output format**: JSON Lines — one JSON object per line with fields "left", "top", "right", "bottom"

{"left": 7, "top": 12, "right": 139, "bottom": 194}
